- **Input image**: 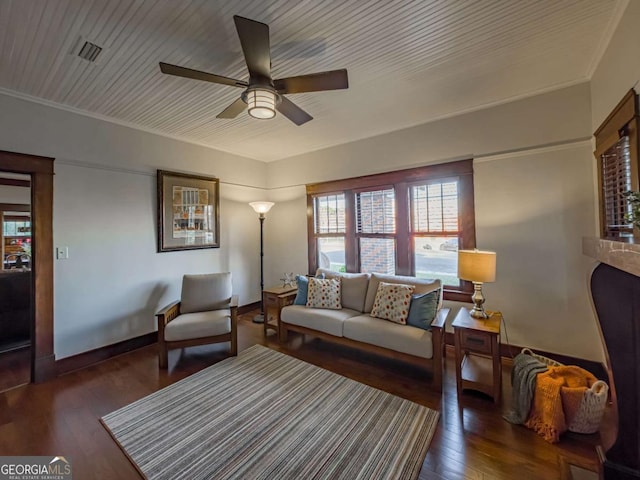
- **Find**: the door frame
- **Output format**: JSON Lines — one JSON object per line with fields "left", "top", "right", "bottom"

{"left": 0, "top": 150, "right": 54, "bottom": 382}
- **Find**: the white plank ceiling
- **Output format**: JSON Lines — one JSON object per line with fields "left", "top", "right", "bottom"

{"left": 0, "top": 0, "right": 623, "bottom": 162}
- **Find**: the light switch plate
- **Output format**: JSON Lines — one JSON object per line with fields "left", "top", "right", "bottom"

{"left": 56, "top": 246, "right": 69, "bottom": 260}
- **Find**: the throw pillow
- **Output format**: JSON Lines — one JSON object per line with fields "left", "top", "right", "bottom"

{"left": 306, "top": 277, "right": 342, "bottom": 310}
{"left": 370, "top": 282, "right": 415, "bottom": 324}
{"left": 406, "top": 289, "right": 441, "bottom": 330}
{"left": 293, "top": 275, "right": 309, "bottom": 305}
{"left": 293, "top": 273, "right": 324, "bottom": 305}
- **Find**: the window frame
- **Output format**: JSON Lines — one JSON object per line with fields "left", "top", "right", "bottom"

{"left": 594, "top": 89, "right": 640, "bottom": 238}
{"left": 306, "top": 159, "right": 476, "bottom": 301}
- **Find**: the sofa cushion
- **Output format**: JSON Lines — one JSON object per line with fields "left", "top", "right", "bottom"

{"left": 407, "top": 289, "right": 441, "bottom": 330}
{"left": 370, "top": 282, "right": 415, "bottom": 324}
{"left": 364, "top": 273, "right": 441, "bottom": 313}
{"left": 306, "top": 277, "right": 342, "bottom": 309}
{"left": 164, "top": 309, "right": 231, "bottom": 342}
{"left": 316, "top": 268, "right": 370, "bottom": 312}
{"left": 343, "top": 314, "right": 433, "bottom": 359}
{"left": 281, "top": 305, "right": 360, "bottom": 337}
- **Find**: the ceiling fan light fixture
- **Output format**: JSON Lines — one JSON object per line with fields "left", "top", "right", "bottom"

{"left": 246, "top": 88, "right": 276, "bottom": 119}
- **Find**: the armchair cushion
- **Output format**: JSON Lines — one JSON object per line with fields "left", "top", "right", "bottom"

{"left": 164, "top": 309, "right": 231, "bottom": 342}
{"left": 180, "top": 272, "right": 232, "bottom": 314}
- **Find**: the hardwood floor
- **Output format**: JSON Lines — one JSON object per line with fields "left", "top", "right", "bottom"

{"left": 0, "top": 311, "right": 600, "bottom": 479}
{"left": 0, "top": 346, "right": 30, "bottom": 392}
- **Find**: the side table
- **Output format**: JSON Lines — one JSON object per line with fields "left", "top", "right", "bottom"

{"left": 262, "top": 285, "right": 297, "bottom": 336}
{"left": 452, "top": 307, "right": 502, "bottom": 404}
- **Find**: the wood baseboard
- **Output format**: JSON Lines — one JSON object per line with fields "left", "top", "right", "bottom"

{"left": 55, "top": 303, "right": 258, "bottom": 377}
{"left": 56, "top": 332, "right": 158, "bottom": 376}
{"left": 444, "top": 332, "right": 608, "bottom": 380}
{"left": 238, "top": 301, "right": 260, "bottom": 315}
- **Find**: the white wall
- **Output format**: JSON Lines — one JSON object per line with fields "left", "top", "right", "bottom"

{"left": 0, "top": 92, "right": 268, "bottom": 359}
{"left": 264, "top": 84, "right": 605, "bottom": 361}
{"left": 590, "top": 0, "right": 640, "bottom": 130}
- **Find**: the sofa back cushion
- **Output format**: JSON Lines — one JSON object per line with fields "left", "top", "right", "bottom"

{"left": 364, "top": 273, "right": 442, "bottom": 313}
{"left": 316, "top": 268, "right": 370, "bottom": 312}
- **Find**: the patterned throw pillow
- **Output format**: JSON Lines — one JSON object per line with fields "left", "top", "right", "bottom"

{"left": 406, "top": 289, "right": 441, "bottom": 330}
{"left": 370, "top": 282, "right": 415, "bottom": 324}
{"left": 293, "top": 273, "right": 324, "bottom": 305}
{"left": 306, "top": 278, "right": 342, "bottom": 310}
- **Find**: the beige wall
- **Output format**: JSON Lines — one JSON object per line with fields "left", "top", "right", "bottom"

{"left": 590, "top": 0, "right": 640, "bottom": 130}
{"left": 265, "top": 83, "right": 604, "bottom": 361}
{"left": 268, "top": 83, "right": 591, "bottom": 188}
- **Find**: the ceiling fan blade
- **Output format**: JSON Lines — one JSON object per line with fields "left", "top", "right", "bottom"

{"left": 159, "top": 62, "right": 247, "bottom": 88}
{"left": 274, "top": 69, "right": 348, "bottom": 94}
{"left": 216, "top": 98, "right": 247, "bottom": 119}
{"left": 233, "top": 15, "right": 271, "bottom": 81}
{"left": 276, "top": 96, "right": 313, "bottom": 126}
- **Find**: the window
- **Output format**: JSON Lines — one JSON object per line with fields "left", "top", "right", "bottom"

{"left": 306, "top": 159, "right": 476, "bottom": 300}
{"left": 357, "top": 188, "right": 396, "bottom": 274}
{"left": 594, "top": 89, "right": 640, "bottom": 238}
{"left": 411, "top": 179, "right": 460, "bottom": 286}
{"left": 313, "top": 193, "right": 346, "bottom": 272}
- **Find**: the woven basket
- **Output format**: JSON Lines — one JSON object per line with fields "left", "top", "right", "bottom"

{"left": 521, "top": 348, "right": 609, "bottom": 434}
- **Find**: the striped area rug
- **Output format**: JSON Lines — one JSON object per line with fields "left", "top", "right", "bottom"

{"left": 101, "top": 345, "right": 439, "bottom": 480}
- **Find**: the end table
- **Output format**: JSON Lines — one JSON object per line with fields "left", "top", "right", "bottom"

{"left": 262, "top": 285, "right": 297, "bottom": 336}
{"left": 452, "top": 307, "right": 502, "bottom": 404}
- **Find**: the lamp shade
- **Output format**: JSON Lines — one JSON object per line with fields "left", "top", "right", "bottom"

{"left": 246, "top": 88, "right": 276, "bottom": 119}
{"left": 249, "top": 201, "right": 274, "bottom": 214}
{"left": 458, "top": 249, "right": 496, "bottom": 283}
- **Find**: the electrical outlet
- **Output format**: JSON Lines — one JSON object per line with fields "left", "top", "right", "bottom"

{"left": 56, "top": 247, "right": 69, "bottom": 260}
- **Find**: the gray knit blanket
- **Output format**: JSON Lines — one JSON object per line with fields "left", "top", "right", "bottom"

{"left": 503, "top": 353, "right": 548, "bottom": 424}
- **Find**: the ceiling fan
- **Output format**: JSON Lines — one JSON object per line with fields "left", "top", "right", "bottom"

{"left": 159, "top": 15, "right": 349, "bottom": 126}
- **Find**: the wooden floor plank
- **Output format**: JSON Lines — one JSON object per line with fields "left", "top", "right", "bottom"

{"left": 0, "top": 311, "right": 601, "bottom": 479}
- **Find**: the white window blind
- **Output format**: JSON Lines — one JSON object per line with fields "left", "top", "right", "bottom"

{"left": 411, "top": 180, "right": 459, "bottom": 233}
{"left": 601, "top": 136, "right": 632, "bottom": 234}
{"left": 314, "top": 194, "right": 346, "bottom": 234}
{"left": 356, "top": 188, "right": 395, "bottom": 234}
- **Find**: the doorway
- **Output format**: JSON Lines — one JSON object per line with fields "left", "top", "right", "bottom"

{"left": 0, "top": 150, "right": 54, "bottom": 386}
{"left": 0, "top": 189, "right": 32, "bottom": 391}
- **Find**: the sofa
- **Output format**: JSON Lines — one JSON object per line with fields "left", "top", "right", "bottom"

{"left": 279, "top": 269, "right": 449, "bottom": 391}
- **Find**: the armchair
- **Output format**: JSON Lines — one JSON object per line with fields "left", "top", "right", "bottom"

{"left": 156, "top": 272, "right": 238, "bottom": 369}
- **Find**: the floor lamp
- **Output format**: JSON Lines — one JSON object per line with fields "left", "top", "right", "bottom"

{"left": 249, "top": 201, "right": 274, "bottom": 323}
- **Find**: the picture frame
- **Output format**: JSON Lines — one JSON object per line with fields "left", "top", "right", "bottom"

{"left": 157, "top": 170, "right": 220, "bottom": 252}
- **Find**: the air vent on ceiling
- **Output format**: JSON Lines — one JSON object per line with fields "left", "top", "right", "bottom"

{"left": 77, "top": 40, "right": 103, "bottom": 62}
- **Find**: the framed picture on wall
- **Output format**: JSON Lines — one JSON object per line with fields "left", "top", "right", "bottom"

{"left": 157, "top": 170, "right": 220, "bottom": 252}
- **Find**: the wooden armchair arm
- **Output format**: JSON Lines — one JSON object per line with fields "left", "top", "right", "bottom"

{"left": 230, "top": 295, "right": 239, "bottom": 309}
{"left": 430, "top": 308, "right": 448, "bottom": 330}
{"left": 430, "top": 307, "right": 450, "bottom": 392}
{"left": 156, "top": 300, "right": 181, "bottom": 329}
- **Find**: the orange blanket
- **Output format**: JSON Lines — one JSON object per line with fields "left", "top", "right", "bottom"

{"left": 524, "top": 365, "right": 597, "bottom": 443}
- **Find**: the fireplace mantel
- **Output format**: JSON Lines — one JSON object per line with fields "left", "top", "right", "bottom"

{"left": 583, "top": 236, "right": 640, "bottom": 278}
{"left": 582, "top": 236, "right": 640, "bottom": 479}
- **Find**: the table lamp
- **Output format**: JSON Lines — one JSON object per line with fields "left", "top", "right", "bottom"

{"left": 457, "top": 249, "right": 497, "bottom": 319}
